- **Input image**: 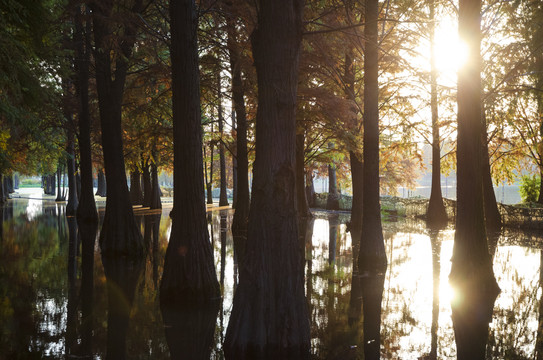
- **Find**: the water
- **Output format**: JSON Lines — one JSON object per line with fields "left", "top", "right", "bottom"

{"left": 0, "top": 193, "right": 541, "bottom": 359}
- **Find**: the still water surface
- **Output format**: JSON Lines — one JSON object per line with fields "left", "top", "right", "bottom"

{"left": 1, "top": 195, "right": 541, "bottom": 359}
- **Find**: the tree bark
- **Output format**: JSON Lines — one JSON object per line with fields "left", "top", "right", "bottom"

{"left": 450, "top": 1, "right": 500, "bottom": 358}
{"left": 129, "top": 168, "right": 143, "bottom": 206}
{"left": 481, "top": 111, "right": 501, "bottom": 232}
{"left": 56, "top": 165, "right": 64, "bottom": 201}
{"left": 228, "top": 6, "right": 250, "bottom": 242}
{"left": 296, "top": 132, "right": 310, "bottom": 218}
{"left": 91, "top": 0, "right": 143, "bottom": 256}
{"left": 66, "top": 124, "right": 79, "bottom": 216}
{"left": 426, "top": 0, "right": 448, "bottom": 228}
{"left": 358, "top": 0, "right": 387, "bottom": 272}
{"left": 344, "top": 43, "right": 363, "bottom": 251}
{"left": 349, "top": 151, "right": 363, "bottom": 254}
{"left": 218, "top": 72, "right": 229, "bottom": 207}
{"left": 224, "top": 1, "right": 309, "bottom": 357}
{"left": 96, "top": 168, "right": 107, "bottom": 197}
{"left": 150, "top": 161, "right": 162, "bottom": 209}
{"left": 305, "top": 170, "right": 315, "bottom": 207}
{"left": 142, "top": 161, "right": 152, "bottom": 207}
{"left": 74, "top": 3, "right": 97, "bottom": 224}
{"left": 160, "top": 0, "right": 220, "bottom": 307}
{"left": 205, "top": 143, "right": 214, "bottom": 205}
{"left": 326, "top": 163, "right": 340, "bottom": 210}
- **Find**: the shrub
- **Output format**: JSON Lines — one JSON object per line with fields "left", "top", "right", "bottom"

{"left": 519, "top": 175, "right": 540, "bottom": 203}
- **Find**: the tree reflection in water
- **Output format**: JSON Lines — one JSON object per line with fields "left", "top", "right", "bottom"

{"left": 5, "top": 201, "right": 543, "bottom": 359}
{"left": 102, "top": 255, "right": 144, "bottom": 359}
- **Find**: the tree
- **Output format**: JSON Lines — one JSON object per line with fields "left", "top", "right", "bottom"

{"left": 358, "top": 0, "right": 387, "bottom": 271}
{"left": 227, "top": 0, "right": 251, "bottom": 241}
{"left": 449, "top": 0, "right": 500, "bottom": 358}
{"left": 224, "top": 0, "right": 310, "bottom": 357}
{"left": 426, "top": 0, "right": 448, "bottom": 228}
{"left": 73, "top": 2, "right": 98, "bottom": 224}
{"left": 90, "top": 0, "right": 144, "bottom": 255}
{"left": 160, "top": 0, "right": 220, "bottom": 306}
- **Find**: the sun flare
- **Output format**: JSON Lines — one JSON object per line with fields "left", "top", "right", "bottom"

{"left": 433, "top": 18, "right": 469, "bottom": 81}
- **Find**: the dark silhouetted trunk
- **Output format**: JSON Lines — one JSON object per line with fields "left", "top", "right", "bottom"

{"left": 150, "top": 161, "right": 162, "bottom": 209}
{"left": 326, "top": 143, "right": 340, "bottom": 210}
{"left": 228, "top": 7, "right": 250, "bottom": 246}
{"left": 296, "top": 132, "right": 310, "bottom": 218}
{"left": 205, "top": 143, "right": 214, "bottom": 205}
{"left": 344, "top": 46, "right": 364, "bottom": 252}
{"left": 349, "top": 151, "right": 363, "bottom": 250}
{"left": 481, "top": 111, "right": 501, "bottom": 232}
{"left": 305, "top": 171, "right": 315, "bottom": 207}
{"left": 218, "top": 72, "right": 229, "bottom": 207}
{"left": 130, "top": 168, "right": 143, "bottom": 206}
{"left": 0, "top": 174, "right": 6, "bottom": 204}
{"left": 160, "top": 0, "right": 220, "bottom": 309}
{"left": 426, "top": 0, "right": 447, "bottom": 228}
{"left": 96, "top": 169, "right": 107, "bottom": 197}
{"left": 74, "top": 4, "right": 97, "bottom": 223}
{"left": 56, "top": 165, "right": 65, "bottom": 201}
{"left": 142, "top": 162, "right": 152, "bottom": 207}
{"left": 102, "top": 255, "right": 143, "bottom": 360}
{"left": 450, "top": 1, "right": 500, "bottom": 358}
{"left": 66, "top": 126, "right": 79, "bottom": 216}
{"left": 358, "top": 0, "right": 387, "bottom": 272}
{"left": 91, "top": 0, "right": 143, "bottom": 256}
{"left": 224, "top": 1, "right": 310, "bottom": 357}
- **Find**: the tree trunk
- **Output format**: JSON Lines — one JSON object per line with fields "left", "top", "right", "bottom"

{"left": 426, "top": 0, "right": 448, "bottom": 228}
{"left": 218, "top": 72, "right": 229, "bottom": 207}
{"left": 91, "top": 0, "right": 143, "bottom": 256}
{"left": 228, "top": 6, "right": 250, "bottom": 241}
{"left": 358, "top": 0, "right": 387, "bottom": 272}
{"left": 160, "top": 0, "right": 220, "bottom": 308}
{"left": 305, "top": 170, "right": 315, "bottom": 207}
{"left": 481, "top": 111, "right": 501, "bottom": 232}
{"left": 344, "top": 46, "right": 363, "bottom": 253}
{"left": 150, "top": 161, "right": 162, "bottom": 210}
{"left": 96, "top": 169, "right": 107, "bottom": 197}
{"left": 66, "top": 125, "right": 79, "bottom": 216}
{"left": 206, "top": 143, "right": 214, "bottom": 205}
{"left": 142, "top": 162, "right": 152, "bottom": 208}
{"left": 326, "top": 164, "right": 340, "bottom": 210}
{"left": 0, "top": 174, "right": 5, "bottom": 204}
{"left": 296, "top": 132, "right": 310, "bottom": 218}
{"left": 349, "top": 151, "right": 363, "bottom": 254}
{"left": 224, "top": 1, "right": 309, "bottom": 357}
{"left": 56, "top": 165, "right": 64, "bottom": 201}
{"left": 129, "top": 168, "right": 143, "bottom": 206}
{"left": 74, "top": 4, "right": 97, "bottom": 224}
{"left": 450, "top": 1, "right": 500, "bottom": 358}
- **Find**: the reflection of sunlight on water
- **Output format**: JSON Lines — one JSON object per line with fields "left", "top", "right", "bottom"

{"left": 26, "top": 199, "right": 43, "bottom": 220}
{"left": 490, "top": 245, "right": 540, "bottom": 357}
